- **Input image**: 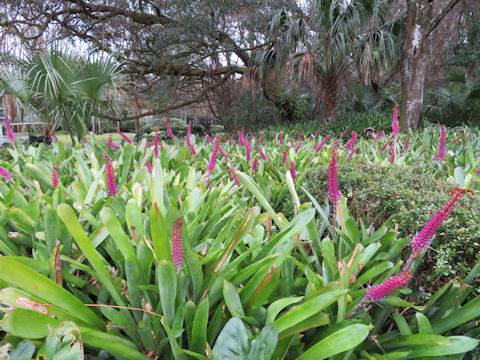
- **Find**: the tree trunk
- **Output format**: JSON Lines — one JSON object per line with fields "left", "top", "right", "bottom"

{"left": 400, "top": 48, "right": 429, "bottom": 130}
{"left": 323, "top": 80, "right": 337, "bottom": 124}
{"left": 400, "top": 2, "right": 424, "bottom": 130}
{"left": 400, "top": 0, "right": 461, "bottom": 130}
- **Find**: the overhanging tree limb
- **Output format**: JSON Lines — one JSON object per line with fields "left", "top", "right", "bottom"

{"left": 424, "top": 0, "right": 461, "bottom": 40}
{"left": 100, "top": 70, "right": 236, "bottom": 122}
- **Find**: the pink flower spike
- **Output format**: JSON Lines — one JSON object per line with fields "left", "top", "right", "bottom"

{"left": 289, "top": 161, "right": 297, "bottom": 179}
{"left": 207, "top": 137, "right": 220, "bottom": 174}
{"left": 205, "top": 132, "right": 213, "bottom": 144}
{"left": 389, "top": 141, "right": 396, "bottom": 163}
{"left": 171, "top": 217, "right": 185, "bottom": 271}
{"left": 108, "top": 134, "right": 119, "bottom": 150}
{"left": 5, "top": 115, "right": 14, "bottom": 146}
{"left": 403, "top": 134, "right": 411, "bottom": 152}
{"left": 314, "top": 126, "right": 321, "bottom": 138}
{"left": 392, "top": 104, "right": 399, "bottom": 137}
{"left": 315, "top": 134, "right": 331, "bottom": 153}
{"left": 146, "top": 160, "right": 153, "bottom": 174}
{"left": 476, "top": 167, "right": 480, "bottom": 175}
{"left": 103, "top": 154, "right": 118, "bottom": 197}
{"left": 83, "top": 137, "right": 87, "bottom": 144}
{"left": 252, "top": 157, "right": 258, "bottom": 171}
{"left": 339, "top": 128, "right": 348, "bottom": 139}
{"left": 184, "top": 136, "right": 196, "bottom": 156}
{"left": 296, "top": 130, "right": 304, "bottom": 142}
{"left": 249, "top": 130, "right": 253, "bottom": 142}
{"left": 162, "top": 118, "right": 175, "bottom": 139}
{"left": 365, "top": 271, "right": 412, "bottom": 302}
{"left": 52, "top": 166, "right": 59, "bottom": 188}
{"left": 345, "top": 131, "right": 358, "bottom": 151}
{"left": 246, "top": 146, "right": 251, "bottom": 162}
{"left": 259, "top": 148, "right": 267, "bottom": 160}
{"left": 187, "top": 121, "right": 191, "bottom": 138}
{"left": 219, "top": 146, "right": 228, "bottom": 159}
{"left": 154, "top": 128, "right": 159, "bottom": 157}
{"left": 279, "top": 133, "right": 283, "bottom": 145}
{"left": 452, "top": 135, "right": 462, "bottom": 144}
{"left": 224, "top": 136, "right": 228, "bottom": 143}
{"left": 282, "top": 150, "right": 287, "bottom": 165}
{"left": 230, "top": 164, "right": 240, "bottom": 185}
{"left": 0, "top": 165, "right": 14, "bottom": 183}
{"left": 237, "top": 131, "right": 243, "bottom": 145}
{"left": 146, "top": 140, "right": 152, "bottom": 148}
{"left": 230, "top": 134, "right": 234, "bottom": 145}
{"left": 295, "top": 142, "right": 303, "bottom": 153}
{"left": 49, "top": 131, "right": 58, "bottom": 143}
{"left": 380, "top": 139, "right": 391, "bottom": 153}
{"left": 258, "top": 132, "right": 264, "bottom": 145}
{"left": 347, "top": 147, "right": 359, "bottom": 160}
{"left": 328, "top": 139, "right": 341, "bottom": 204}
{"left": 244, "top": 137, "right": 251, "bottom": 150}
{"left": 433, "top": 125, "right": 446, "bottom": 162}
{"left": 373, "top": 130, "right": 384, "bottom": 143}
{"left": 115, "top": 128, "right": 132, "bottom": 144}
{"left": 409, "top": 189, "right": 467, "bottom": 259}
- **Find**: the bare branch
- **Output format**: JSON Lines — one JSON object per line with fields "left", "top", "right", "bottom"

{"left": 100, "top": 70, "right": 236, "bottom": 122}
{"left": 424, "top": 0, "right": 461, "bottom": 40}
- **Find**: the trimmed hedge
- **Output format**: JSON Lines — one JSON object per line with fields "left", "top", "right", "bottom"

{"left": 299, "top": 161, "right": 480, "bottom": 282}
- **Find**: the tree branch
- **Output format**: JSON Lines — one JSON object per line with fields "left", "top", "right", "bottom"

{"left": 100, "top": 70, "right": 236, "bottom": 122}
{"left": 424, "top": 0, "right": 461, "bottom": 40}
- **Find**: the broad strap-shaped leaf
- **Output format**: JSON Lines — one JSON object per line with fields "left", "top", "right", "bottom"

{"left": 297, "top": 324, "right": 372, "bottom": 360}
{"left": 0, "top": 256, "right": 104, "bottom": 330}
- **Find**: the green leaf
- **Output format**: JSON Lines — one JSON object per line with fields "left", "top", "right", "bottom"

{"left": 8, "top": 340, "right": 35, "bottom": 359}
{"left": 81, "top": 328, "right": 151, "bottom": 360}
{"left": 416, "top": 313, "right": 433, "bottom": 334}
{"left": 279, "top": 312, "right": 329, "bottom": 339}
{"left": 37, "top": 321, "right": 84, "bottom": 360}
{"left": 157, "top": 260, "right": 177, "bottom": 327}
{"left": 160, "top": 317, "right": 188, "bottom": 360}
{"left": 266, "top": 297, "right": 303, "bottom": 324}
{"left": 432, "top": 295, "right": 480, "bottom": 334}
{"left": 57, "top": 204, "right": 132, "bottom": 326}
{"left": 150, "top": 204, "right": 171, "bottom": 262}
{"left": 297, "top": 324, "right": 372, "bottom": 360}
{"left": 383, "top": 296, "right": 425, "bottom": 311}
{"left": 404, "top": 336, "right": 478, "bottom": 358}
{"left": 247, "top": 323, "right": 278, "bottom": 360}
{"left": 223, "top": 279, "right": 245, "bottom": 318}
{"left": 454, "top": 167, "right": 465, "bottom": 188}
{"left": 236, "top": 171, "right": 283, "bottom": 229}
{"left": 0, "top": 256, "right": 104, "bottom": 330}
{"left": 392, "top": 311, "right": 412, "bottom": 336}
{"left": 191, "top": 297, "right": 209, "bottom": 355}
{"left": 1, "top": 308, "right": 60, "bottom": 338}
{"left": 212, "top": 318, "right": 249, "bottom": 360}
{"left": 275, "top": 288, "right": 345, "bottom": 333}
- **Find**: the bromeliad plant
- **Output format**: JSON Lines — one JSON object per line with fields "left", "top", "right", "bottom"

{"left": 0, "top": 124, "right": 478, "bottom": 359}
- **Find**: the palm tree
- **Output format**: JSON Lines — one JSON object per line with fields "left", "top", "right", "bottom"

{"left": 248, "top": 0, "right": 400, "bottom": 124}
{"left": 0, "top": 47, "right": 124, "bottom": 142}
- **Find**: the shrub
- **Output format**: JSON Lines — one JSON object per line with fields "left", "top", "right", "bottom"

{"left": 0, "top": 144, "right": 13, "bottom": 161}
{"left": 300, "top": 161, "right": 480, "bottom": 282}
{"left": 264, "top": 111, "right": 392, "bottom": 140}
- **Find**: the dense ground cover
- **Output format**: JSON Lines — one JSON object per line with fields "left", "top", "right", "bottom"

{"left": 0, "top": 123, "right": 479, "bottom": 359}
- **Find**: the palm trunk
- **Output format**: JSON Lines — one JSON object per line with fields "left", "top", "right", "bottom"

{"left": 323, "top": 80, "right": 338, "bottom": 124}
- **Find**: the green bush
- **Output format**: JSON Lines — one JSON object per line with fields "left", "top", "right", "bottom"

{"left": 264, "top": 111, "right": 392, "bottom": 140}
{"left": 0, "top": 144, "right": 13, "bottom": 161}
{"left": 300, "top": 161, "right": 480, "bottom": 282}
